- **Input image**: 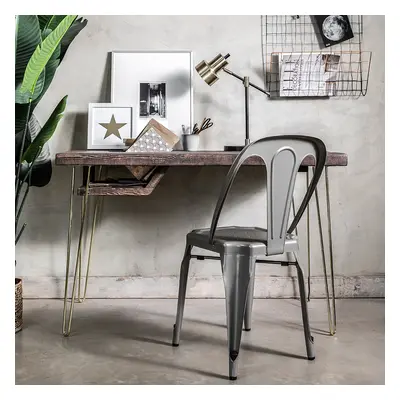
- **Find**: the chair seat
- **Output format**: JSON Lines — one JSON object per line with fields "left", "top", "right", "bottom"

{"left": 187, "top": 226, "right": 298, "bottom": 256}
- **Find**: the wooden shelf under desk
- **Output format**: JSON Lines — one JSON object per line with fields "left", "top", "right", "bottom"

{"left": 77, "top": 167, "right": 168, "bottom": 196}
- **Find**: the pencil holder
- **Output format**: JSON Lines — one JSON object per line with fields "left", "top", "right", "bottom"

{"left": 182, "top": 134, "right": 200, "bottom": 151}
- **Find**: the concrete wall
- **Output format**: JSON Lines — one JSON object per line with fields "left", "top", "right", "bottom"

{"left": 17, "top": 15, "right": 385, "bottom": 298}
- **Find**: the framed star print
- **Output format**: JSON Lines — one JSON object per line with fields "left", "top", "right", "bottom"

{"left": 111, "top": 50, "right": 193, "bottom": 139}
{"left": 87, "top": 103, "right": 134, "bottom": 150}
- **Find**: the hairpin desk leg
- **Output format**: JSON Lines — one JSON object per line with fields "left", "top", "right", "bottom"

{"left": 62, "top": 166, "right": 91, "bottom": 337}
{"left": 306, "top": 168, "right": 311, "bottom": 302}
{"left": 62, "top": 166, "right": 75, "bottom": 336}
{"left": 78, "top": 166, "right": 103, "bottom": 303}
{"left": 314, "top": 166, "right": 336, "bottom": 336}
{"left": 325, "top": 167, "right": 337, "bottom": 334}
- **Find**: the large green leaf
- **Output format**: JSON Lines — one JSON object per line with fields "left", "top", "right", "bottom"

{"left": 25, "top": 115, "right": 53, "bottom": 187}
{"left": 15, "top": 103, "right": 30, "bottom": 134}
{"left": 22, "top": 95, "right": 68, "bottom": 163}
{"left": 15, "top": 16, "right": 19, "bottom": 57}
{"left": 38, "top": 15, "right": 51, "bottom": 30}
{"left": 16, "top": 115, "right": 53, "bottom": 187}
{"left": 15, "top": 70, "right": 45, "bottom": 104}
{"left": 15, "top": 15, "right": 41, "bottom": 87}
{"left": 15, "top": 127, "right": 28, "bottom": 163}
{"left": 33, "top": 59, "right": 60, "bottom": 106}
{"left": 60, "top": 17, "right": 87, "bottom": 62}
{"left": 20, "top": 15, "right": 76, "bottom": 95}
{"left": 46, "top": 15, "right": 68, "bottom": 31}
{"left": 15, "top": 59, "right": 60, "bottom": 131}
{"left": 29, "top": 159, "right": 52, "bottom": 187}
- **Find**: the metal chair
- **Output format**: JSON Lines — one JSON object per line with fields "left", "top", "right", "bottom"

{"left": 172, "top": 135, "right": 326, "bottom": 380}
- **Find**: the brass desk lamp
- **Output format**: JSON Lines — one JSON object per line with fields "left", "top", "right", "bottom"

{"left": 195, "top": 53, "right": 270, "bottom": 151}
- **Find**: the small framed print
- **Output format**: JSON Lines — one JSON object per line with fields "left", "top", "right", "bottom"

{"left": 88, "top": 103, "right": 134, "bottom": 150}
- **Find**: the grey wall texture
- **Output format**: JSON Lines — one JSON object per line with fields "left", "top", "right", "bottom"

{"left": 17, "top": 15, "right": 385, "bottom": 298}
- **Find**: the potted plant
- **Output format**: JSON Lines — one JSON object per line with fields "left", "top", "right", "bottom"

{"left": 15, "top": 15, "right": 87, "bottom": 333}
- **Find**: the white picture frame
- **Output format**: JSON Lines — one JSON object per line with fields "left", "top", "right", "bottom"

{"left": 88, "top": 103, "right": 134, "bottom": 150}
{"left": 111, "top": 50, "right": 194, "bottom": 139}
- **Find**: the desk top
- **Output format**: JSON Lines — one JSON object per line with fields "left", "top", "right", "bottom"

{"left": 55, "top": 150, "right": 348, "bottom": 167}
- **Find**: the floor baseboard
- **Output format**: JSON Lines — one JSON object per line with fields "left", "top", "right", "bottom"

{"left": 22, "top": 275, "right": 385, "bottom": 299}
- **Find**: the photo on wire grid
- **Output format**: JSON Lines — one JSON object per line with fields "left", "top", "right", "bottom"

{"left": 139, "top": 82, "right": 167, "bottom": 118}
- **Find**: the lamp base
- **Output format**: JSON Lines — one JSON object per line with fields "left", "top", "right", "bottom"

{"left": 224, "top": 145, "right": 245, "bottom": 152}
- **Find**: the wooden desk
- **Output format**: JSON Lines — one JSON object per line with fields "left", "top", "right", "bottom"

{"left": 55, "top": 151, "right": 347, "bottom": 196}
{"left": 55, "top": 150, "right": 347, "bottom": 337}
{"left": 56, "top": 150, "right": 347, "bottom": 167}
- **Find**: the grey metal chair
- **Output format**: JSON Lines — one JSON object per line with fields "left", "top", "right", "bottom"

{"left": 172, "top": 135, "right": 327, "bottom": 380}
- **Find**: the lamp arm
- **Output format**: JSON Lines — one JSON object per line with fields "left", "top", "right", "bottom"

{"left": 222, "top": 68, "right": 270, "bottom": 97}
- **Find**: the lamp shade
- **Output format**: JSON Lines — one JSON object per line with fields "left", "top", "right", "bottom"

{"left": 195, "top": 53, "right": 230, "bottom": 86}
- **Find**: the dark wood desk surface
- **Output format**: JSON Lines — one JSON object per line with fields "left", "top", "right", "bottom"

{"left": 55, "top": 150, "right": 348, "bottom": 167}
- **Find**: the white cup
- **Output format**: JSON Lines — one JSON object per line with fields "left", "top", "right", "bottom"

{"left": 182, "top": 134, "right": 200, "bottom": 151}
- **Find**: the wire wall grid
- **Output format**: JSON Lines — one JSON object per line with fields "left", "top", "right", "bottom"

{"left": 261, "top": 15, "right": 372, "bottom": 98}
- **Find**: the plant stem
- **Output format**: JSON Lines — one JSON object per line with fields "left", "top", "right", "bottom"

{"left": 15, "top": 183, "right": 29, "bottom": 234}
{"left": 15, "top": 100, "right": 32, "bottom": 193}
{"left": 15, "top": 223, "right": 27, "bottom": 245}
{"left": 15, "top": 146, "right": 41, "bottom": 237}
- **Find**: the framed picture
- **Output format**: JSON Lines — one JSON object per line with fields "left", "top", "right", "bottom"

{"left": 313, "top": 16, "right": 354, "bottom": 47}
{"left": 111, "top": 50, "right": 193, "bottom": 138}
{"left": 88, "top": 103, "right": 134, "bottom": 150}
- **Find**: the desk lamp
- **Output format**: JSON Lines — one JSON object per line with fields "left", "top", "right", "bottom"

{"left": 195, "top": 53, "right": 270, "bottom": 151}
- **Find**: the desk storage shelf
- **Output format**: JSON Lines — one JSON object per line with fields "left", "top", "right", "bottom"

{"left": 77, "top": 167, "right": 168, "bottom": 196}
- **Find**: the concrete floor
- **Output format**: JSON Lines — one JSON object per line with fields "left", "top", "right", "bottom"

{"left": 15, "top": 298, "right": 384, "bottom": 385}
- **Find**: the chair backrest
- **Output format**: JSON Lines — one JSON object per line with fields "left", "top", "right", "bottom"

{"left": 209, "top": 135, "right": 327, "bottom": 255}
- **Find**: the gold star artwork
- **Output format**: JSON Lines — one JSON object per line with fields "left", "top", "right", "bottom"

{"left": 99, "top": 114, "right": 127, "bottom": 140}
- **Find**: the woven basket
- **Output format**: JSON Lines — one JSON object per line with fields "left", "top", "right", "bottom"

{"left": 15, "top": 278, "right": 23, "bottom": 333}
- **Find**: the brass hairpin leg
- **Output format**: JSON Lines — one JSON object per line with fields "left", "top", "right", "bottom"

{"left": 325, "top": 167, "right": 337, "bottom": 333}
{"left": 306, "top": 168, "right": 311, "bottom": 302}
{"left": 77, "top": 196, "right": 85, "bottom": 302}
{"left": 62, "top": 166, "right": 91, "bottom": 337}
{"left": 314, "top": 166, "right": 336, "bottom": 336}
{"left": 79, "top": 166, "right": 103, "bottom": 302}
{"left": 62, "top": 167, "right": 75, "bottom": 336}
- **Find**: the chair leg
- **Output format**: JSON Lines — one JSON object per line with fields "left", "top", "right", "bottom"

{"left": 172, "top": 243, "right": 193, "bottom": 346}
{"left": 294, "top": 255, "right": 315, "bottom": 360}
{"left": 222, "top": 253, "right": 256, "bottom": 380}
{"left": 243, "top": 272, "right": 255, "bottom": 331}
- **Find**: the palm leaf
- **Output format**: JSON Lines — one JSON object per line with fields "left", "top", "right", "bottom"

{"left": 15, "top": 115, "right": 53, "bottom": 187}
{"left": 15, "top": 15, "right": 41, "bottom": 87}
{"left": 38, "top": 15, "right": 51, "bottom": 30}
{"left": 29, "top": 159, "right": 52, "bottom": 187}
{"left": 20, "top": 15, "right": 76, "bottom": 95}
{"left": 46, "top": 15, "right": 68, "bottom": 31}
{"left": 25, "top": 115, "right": 53, "bottom": 187}
{"left": 60, "top": 17, "right": 87, "bottom": 62}
{"left": 15, "top": 70, "right": 45, "bottom": 104}
{"left": 15, "top": 103, "right": 30, "bottom": 134}
{"left": 22, "top": 95, "right": 68, "bottom": 163}
{"left": 33, "top": 59, "right": 60, "bottom": 105}
{"left": 15, "top": 16, "right": 19, "bottom": 57}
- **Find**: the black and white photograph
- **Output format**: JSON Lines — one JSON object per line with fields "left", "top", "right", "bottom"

{"left": 313, "top": 15, "right": 354, "bottom": 47}
{"left": 139, "top": 82, "right": 166, "bottom": 118}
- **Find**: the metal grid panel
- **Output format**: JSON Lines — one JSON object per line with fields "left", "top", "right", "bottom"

{"left": 261, "top": 15, "right": 371, "bottom": 98}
